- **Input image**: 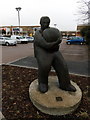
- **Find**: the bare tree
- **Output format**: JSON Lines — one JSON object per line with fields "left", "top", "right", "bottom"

{"left": 77, "top": 0, "right": 90, "bottom": 24}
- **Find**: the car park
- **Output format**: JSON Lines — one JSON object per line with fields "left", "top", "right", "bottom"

{"left": 11, "top": 35, "right": 28, "bottom": 44}
{"left": 0, "top": 37, "right": 17, "bottom": 46}
{"left": 66, "top": 36, "right": 86, "bottom": 45}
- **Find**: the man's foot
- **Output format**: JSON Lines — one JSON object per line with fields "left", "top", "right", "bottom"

{"left": 39, "top": 83, "right": 48, "bottom": 93}
{"left": 60, "top": 84, "right": 76, "bottom": 92}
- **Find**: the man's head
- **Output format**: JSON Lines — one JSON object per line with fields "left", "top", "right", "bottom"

{"left": 40, "top": 16, "right": 50, "bottom": 30}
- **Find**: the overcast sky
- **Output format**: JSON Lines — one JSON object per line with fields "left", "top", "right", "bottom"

{"left": 0, "top": 0, "right": 80, "bottom": 31}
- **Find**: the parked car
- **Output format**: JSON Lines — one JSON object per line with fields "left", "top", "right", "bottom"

{"left": 0, "top": 37, "right": 17, "bottom": 46}
{"left": 62, "top": 36, "right": 68, "bottom": 39}
{"left": 11, "top": 35, "right": 28, "bottom": 44}
{"left": 23, "top": 36, "right": 34, "bottom": 42}
{"left": 66, "top": 36, "right": 86, "bottom": 45}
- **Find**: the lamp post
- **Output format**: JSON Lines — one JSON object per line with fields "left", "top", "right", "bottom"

{"left": 54, "top": 23, "right": 57, "bottom": 27}
{"left": 15, "top": 7, "right": 22, "bottom": 34}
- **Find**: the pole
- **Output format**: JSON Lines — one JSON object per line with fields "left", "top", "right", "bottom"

{"left": 18, "top": 11, "right": 20, "bottom": 27}
{"left": 15, "top": 7, "right": 22, "bottom": 35}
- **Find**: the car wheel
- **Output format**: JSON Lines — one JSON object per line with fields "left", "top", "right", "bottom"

{"left": 80, "top": 42, "right": 83, "bottom": 45}
{"left": 5, "top": 42, "right": 9, "bottom": 46}
{"left": 67, "top": 42, "right": 71, "bottom": 45}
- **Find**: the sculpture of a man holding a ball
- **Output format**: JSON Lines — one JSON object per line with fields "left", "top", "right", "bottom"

{"left": 34, "top": 16, "right": 76, "bottom": 93}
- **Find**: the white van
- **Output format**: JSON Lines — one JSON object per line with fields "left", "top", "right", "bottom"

{"left": 11, "top": 35, "right": 28, "bottom": 44}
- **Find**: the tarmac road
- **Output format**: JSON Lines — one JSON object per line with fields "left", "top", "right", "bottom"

{"left": 1, "top": 40, "right": 90, "bottom": 76}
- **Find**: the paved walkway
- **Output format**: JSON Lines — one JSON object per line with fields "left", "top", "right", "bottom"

{"left": 9, "top": 56, "right": 90, "bottom": 76}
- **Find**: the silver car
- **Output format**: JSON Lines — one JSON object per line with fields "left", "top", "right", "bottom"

{"left": 0, "top": 37, "right": 17, "bottom": 46}
{"left": 23, "top": 36, "right": 34, "bottom": 42}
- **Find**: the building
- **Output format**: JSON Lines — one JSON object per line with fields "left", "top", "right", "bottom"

{"left": 61, "top": 31, "right": 76, "bottom": 37}
{"left": 1, "top": 25, "right": 82, "bottom": 37}
{"left": 0, "top": 25, "right": 40, "bottom": 36}
{"left": 76, "top": 24, "right": 90, "bottom": 36}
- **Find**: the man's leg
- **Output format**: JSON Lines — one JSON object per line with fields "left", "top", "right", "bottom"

{"left": 52, "top": 51, "right": 76, "bottom": 92}
{"left": 36, "top": 53, "right": 53, "bottom": 93}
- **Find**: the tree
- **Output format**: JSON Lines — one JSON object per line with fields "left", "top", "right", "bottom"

{"left": 80, "top": 26, "right": 90, "bottom": 44}
{"left": 77, "top": 0, "right": 90, "bottom": 24}
{"left": 77, "top": 0, "right": 90, "bottom": 44}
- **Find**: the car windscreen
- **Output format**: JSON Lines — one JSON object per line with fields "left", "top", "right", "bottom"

{"left": 19, "top": 37, "right": 24, "bottom": 39}
{"left": 4, "top": 38, "right": 12, "bottom": 40}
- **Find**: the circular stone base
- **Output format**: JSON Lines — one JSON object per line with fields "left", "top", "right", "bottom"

{"left": 29, "top": 76, "right": 82, "bottom": 115}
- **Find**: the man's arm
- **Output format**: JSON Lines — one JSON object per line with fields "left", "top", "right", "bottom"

{"left": 34, "top": 30, "right": 61, "bottom": 50}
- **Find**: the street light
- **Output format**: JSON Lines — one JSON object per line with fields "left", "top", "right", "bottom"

{"left": 15, "top": 7, "right": 22, "bottom": 34}
{"left": 54, "top": 23, "right": 57, "bottom": 27}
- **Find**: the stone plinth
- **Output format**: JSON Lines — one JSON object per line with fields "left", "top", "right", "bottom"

{"left": 29, "top": 76, "right": 82, "bottom": 115}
